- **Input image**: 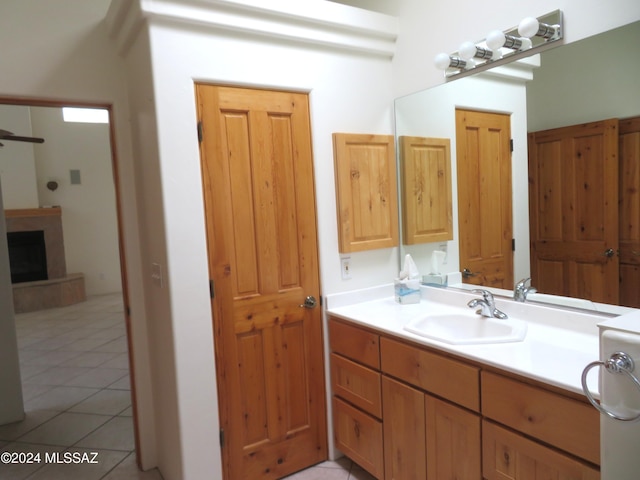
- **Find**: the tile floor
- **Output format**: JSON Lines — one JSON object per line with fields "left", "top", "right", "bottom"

{"left": 283, "top": 457, "right": 376, "bottom": 480}
{"left": 0, "top": 293, "right": 162, "bottom": 480}
{"left": 1, "top": 293, "right": 372, "bottom": 480}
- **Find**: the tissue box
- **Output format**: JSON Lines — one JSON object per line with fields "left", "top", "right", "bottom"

{"left": 394, "top": 279, "right": 421, "bottom": 304}
{"left": 422, "top": 273, "right": 447, "bottom": 287}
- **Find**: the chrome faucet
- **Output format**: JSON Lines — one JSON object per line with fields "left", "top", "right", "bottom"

{"left": 467, "top": 289, "right": 508, "bottom": 319}
{"left": 514, "top": 277, "right": 536, "bottom": 302}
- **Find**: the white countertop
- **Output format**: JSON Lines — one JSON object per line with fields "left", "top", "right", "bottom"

{"left": 326, "top": 284, "right": 612, "bottom": 397}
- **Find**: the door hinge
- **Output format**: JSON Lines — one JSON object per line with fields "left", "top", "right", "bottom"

{"left": 197, "top": 121, "right": 203, "bottom": 143}
{"left": 219, "top": 428, "right": 225, "bottom": 448}
{"left": 125, "top": 306, "right": 131, "bottom": 317}
{"left": 512, "top": 238, "right": 516, "bottom": 251}
{"left": 510, "top": 138, "right": 514, "bottom": 152}
{"left": 209, "top": 279, "right": 215, "bottom": 299}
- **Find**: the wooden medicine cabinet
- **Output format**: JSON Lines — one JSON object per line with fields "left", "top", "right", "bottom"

{"left": 399, "top": 136, "right": 453, "bottom": 245}
{"left": 333, "top": 133, "right": 399, "bottom": 253}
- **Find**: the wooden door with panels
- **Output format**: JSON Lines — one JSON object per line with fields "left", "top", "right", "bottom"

{"left": 528, "top": 119, "right": 619, "bottom": 304}
{"left": 196, "top": 85, "right": 327, "bottom": 480}
{"left": 619, "top": 116, "right": 640, "bottom": 308}
{"left": 456, "top": 109, "right": 514, "bottom": 288}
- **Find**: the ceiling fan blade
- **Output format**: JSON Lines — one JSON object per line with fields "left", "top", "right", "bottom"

{"left": 0, "top": 129, "right": 45, "bottom": 146}
{"left": 2, "top": 135, "right": 45, "bottom": 144}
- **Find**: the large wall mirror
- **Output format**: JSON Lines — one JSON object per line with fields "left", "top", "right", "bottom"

{"left": 395, "top": 20, "right": 640, "bottom": 312}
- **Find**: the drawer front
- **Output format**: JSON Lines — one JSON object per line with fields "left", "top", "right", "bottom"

{"left": 380, "top": 337, "right": 480, "bottom": 411}
{"left": 483, "top": 420, "right": 600, "bottom": 480}
{"left": 331, "top": 353, "right": 382, "bottom": 418}
{"left": 481, "top": 371, "right": 599, "bottom": 465}
{"left": 333, "top": 397, "right": 384, "bottom": 479}
{"left": 329, "top": 318, "right": 380, "bottom": 369}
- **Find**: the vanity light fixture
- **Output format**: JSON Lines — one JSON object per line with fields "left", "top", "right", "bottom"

{"left": 435, "top": 9, "right": 563, "bottom": 78}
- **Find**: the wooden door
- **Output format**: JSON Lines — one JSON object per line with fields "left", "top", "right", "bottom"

{"left": 619, "top": 116, "right": 640, "bottom": 308}
{"left": 528, "top": 119, "right": 619, "bottom": 304}
{"left": 425, "top": 396, "right": 481, "bottom": 480}
{"left": 196, "top": 85, "right": 327, "bottom": 480}
{"left": 382, "top": 375, "right": 426, "bottom": 480}
{"left": 456, "top": 109, "right": 513, "bottom": 288}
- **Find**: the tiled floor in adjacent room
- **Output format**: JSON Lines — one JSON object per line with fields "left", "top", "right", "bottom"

{"left": 0, "top": 294, "right": 161, "bottom": 480}
{"left": 0, "top": 293, "right": 372, "bottom": 480}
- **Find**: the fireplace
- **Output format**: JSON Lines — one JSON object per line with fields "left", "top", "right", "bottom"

{"left": 4, "top": 207, "right": 85, "bottom": 312}
{"left": 7, "top": 230, "right": 48, "bottom": 283}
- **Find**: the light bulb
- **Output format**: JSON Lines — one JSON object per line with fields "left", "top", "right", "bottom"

{"left": 518, "top": 16, "right": 558, "bottom": 39}
{"left": 486, "top": 30, "right": 531, "bottom": 51}
{"left": 434, "top": 53, "right": 452, "bottom": 70}
{"left": 518, "top": 17, "right": 540, "bottom": 38}
{"left": 459, "top": 42, "right": 477, "bottom": 61}
{"left": 486, "top": 30, "right": 506, "bottom": 50}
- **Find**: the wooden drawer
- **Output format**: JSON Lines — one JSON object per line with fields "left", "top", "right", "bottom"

{"left": 331, "top": 353, "right": 382, "bottom": 418}
{"left": 481, "top": 371, "right": 599, "bottom": 465}
{"left": 329, "top": 319, "right": 380, "bottom": 369}
{"left": 380, "top": 337, "right": 480, "bottom": 411}
{"left": 333, "top": 397, "right": 384, "bottom": 479}
{"left": 483, "top": 420, "right": 600, "bottom": 480}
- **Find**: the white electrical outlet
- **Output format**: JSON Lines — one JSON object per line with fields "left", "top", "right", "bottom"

{"left": 340, "top": 257, "right": 352, "bottom": 280}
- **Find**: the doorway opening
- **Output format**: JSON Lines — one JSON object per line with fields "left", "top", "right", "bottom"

{"left": 0, "top": 98, "right": 142, "bottom": 475}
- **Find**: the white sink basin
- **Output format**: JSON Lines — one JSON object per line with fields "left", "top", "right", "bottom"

{"left": 404, "top": 312, "right": 527, "bottom": 345}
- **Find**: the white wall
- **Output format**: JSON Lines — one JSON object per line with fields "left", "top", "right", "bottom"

{"left": 0, "top": 0, "right": 156, "bottom": 470}
{"left": 0, "top": 106, "right": 39, "bottom": 209}
{"left": 31, "top": 107, "right": 122, "bottom": 295}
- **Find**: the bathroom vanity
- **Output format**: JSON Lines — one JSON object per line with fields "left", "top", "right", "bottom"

{"left": 326, "top": 285, "right": 606, "bottom": 479}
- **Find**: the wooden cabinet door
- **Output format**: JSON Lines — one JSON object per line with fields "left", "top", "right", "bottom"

{"left": 382, "top": 376, "right": 426, "bottom": 480}
{"left": 197, "top": 85, "right": 327, "bottom": 480}
{"left": 333, "top": 397, "right": 384, "bottom": 479}
{"left": 456, "top": 109, "right": 513, "bottom": 288}
{"left": 425, "top": 395, "right": 481, "bottom": 480}
{"left": 333, "top": 133, "right": 399, "bottom": 252}
{"left": 619, "top": 116, "right": 640, "bottom": 307}
{"left": 483, "top": 421, "right": 600, "bottom": 480}
{"left": 528, "top": 119, "right": 619, "bottom": 304}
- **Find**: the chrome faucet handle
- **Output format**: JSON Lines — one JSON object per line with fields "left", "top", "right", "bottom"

{"left": 469, "top": 289, "right": 507, "bottom": 319}
{"left": 514, "top": 278, "right": 535, "bottom": 302}
{"left": 471, "top": 289, "right": 495, "bottom": 307}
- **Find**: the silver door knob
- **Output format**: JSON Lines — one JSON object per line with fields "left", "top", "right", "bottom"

{"left": 299, "top": 296, "right": 318, "bottom": 309}
{"left": 603, "top": 248, "right": 615, "bottom": 258}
